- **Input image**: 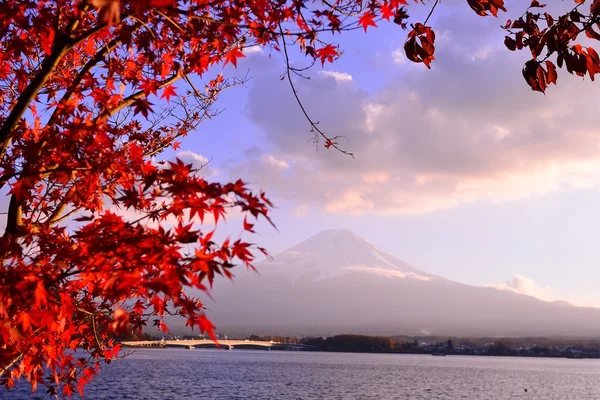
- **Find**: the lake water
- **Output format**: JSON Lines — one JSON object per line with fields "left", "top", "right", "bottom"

{"left": 2, "top": 349, "right": 600, "bottom": 399}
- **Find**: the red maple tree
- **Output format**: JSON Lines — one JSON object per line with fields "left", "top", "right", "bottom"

{"left": 1, "top": 0, "right": 599, "bottom": 396}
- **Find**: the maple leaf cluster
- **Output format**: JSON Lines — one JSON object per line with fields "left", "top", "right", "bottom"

{"left": 503, "top": 0, "right": 600, "bottom": 92}
{"left": 1, "top": 0, "right": 599, "bottom": 396}
{"left": 404, "top": 23, "right": 435, "bottom": 68}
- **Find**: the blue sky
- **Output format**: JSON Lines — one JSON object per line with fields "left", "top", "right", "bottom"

{"left": 160, "top": 0, "right": 600, "bottom": 307}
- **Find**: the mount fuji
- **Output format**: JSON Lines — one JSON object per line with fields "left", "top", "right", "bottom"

{"left": 194, "top": 229, "right": 600, "bottom": 338}
{"left": 246, "top": 229, "right": 438, "bottom": 284}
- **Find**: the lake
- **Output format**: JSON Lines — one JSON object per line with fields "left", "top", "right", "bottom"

{"left": 2, "top": 349, "right": 600, "bottom": 399}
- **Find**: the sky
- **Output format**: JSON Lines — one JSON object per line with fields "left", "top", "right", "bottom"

{"left": 157, "top": 0, "right": 600, "bottom": 308}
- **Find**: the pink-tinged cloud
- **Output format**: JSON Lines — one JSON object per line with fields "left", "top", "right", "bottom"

{"left": 489, "top": 274, "right": 553, "bottom": 302}
{"left": 224, "top": 2, "right": 600, "bottom": 216}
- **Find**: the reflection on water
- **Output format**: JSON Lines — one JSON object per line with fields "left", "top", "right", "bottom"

{"left": 2, "top": 349, "right": 600, "bottom": 399}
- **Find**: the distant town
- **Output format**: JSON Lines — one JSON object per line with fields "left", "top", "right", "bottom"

{"left": 121, "top": 332, "right": 600, "bottom": 359}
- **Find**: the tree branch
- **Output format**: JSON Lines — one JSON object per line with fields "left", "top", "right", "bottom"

{"left": 0, "top": 42, "right": 68, "bottom": 163}
{"left": 46, "top": 186, "right": 76, "bottom": 225}
{"left": 98, "top": 74, "right": 182, "bottom": 120}
{"left": 0, "top": 353, "right": 23, "bottom": 378}
{"left": 47, "top": 32, "right": 136, "bottom": 126}
{"left": 4, "top": 192, "right": 23, "bottom": 236}
{"left": 279, "top": 26, "right": 354, "bottom": 157}
{"left": 0, "top": 10, "right": 139, "bottom": 171}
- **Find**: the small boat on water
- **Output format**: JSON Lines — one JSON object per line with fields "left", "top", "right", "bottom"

{"left": 431, "top": 352, "right": 447, "bottom": 356}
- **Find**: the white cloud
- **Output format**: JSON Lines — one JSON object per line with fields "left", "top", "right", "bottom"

{"left": 392, "top": 48, "right": 406, "bottom": 65}
{"left": 344, "top": 265, "right": 431, "bottom": 281}
{"left": 262, "top": 154, "right": 290, "bottom": 170}
{"left": 318, "top": 71, "right": 353, "bottom": 82}
{"left": 471, "top": 46, "right": 492, "bottom": 61}
{"left": 364, "top": 102, "right": 384, "bottom": 133}
{"left": 489, "top": 274, "right": 553, "bottom": 302}
{"left": 242, "top": 46, "right": 264, "bottom": 55}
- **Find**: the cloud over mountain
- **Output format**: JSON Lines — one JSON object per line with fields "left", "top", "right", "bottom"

{"left": 226, "top": 2, "right": 600, "bottom": 216}
{"left": 489, "top": 274, "right": 553, "bottom": 302}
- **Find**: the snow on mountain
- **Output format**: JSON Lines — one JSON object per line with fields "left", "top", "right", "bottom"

{"left": 257, "top": 229, "right": 435, "bottom": 284}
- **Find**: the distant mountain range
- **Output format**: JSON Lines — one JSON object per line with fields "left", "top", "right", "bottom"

{"left": 170, "top": 229, "right": 600, "bottom": 338}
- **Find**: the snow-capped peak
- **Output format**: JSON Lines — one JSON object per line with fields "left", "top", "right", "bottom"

{"left": 257, "top": 229, "right": 436, "bottom": 284}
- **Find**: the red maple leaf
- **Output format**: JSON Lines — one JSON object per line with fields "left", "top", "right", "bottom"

{"left": 380, "top": 4, "right": 395, "bottom": 20}
{"left": 34, "top": 281, "right": 48, "bottom": 309}
{"left": 315, "top": 45, "right": 339, "bottom": 66}
{"left": 224, "top": 47, "right": 246, "bottom": 67}
{"left": 358, "top": 12, "right": 378, "bottom": 32}
{"left": 161, "top": 85, "right": 177, "bottom": 103}
{"left": 132, "top": 99, "right": 155, "bottom": 118}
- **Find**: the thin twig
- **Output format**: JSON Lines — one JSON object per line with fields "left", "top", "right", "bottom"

{"left": 278, "top": 25, "right": 354, "bottom": 157}
{"left": 184, "top": 75, "right": 209, "bottom": 101}
{"left": 424, "top": 0, "right": 440, "bottom": 25}
{"left": 155, "top": 10, "right": 186, "bottom": 33}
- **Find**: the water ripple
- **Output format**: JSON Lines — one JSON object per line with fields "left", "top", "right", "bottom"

{"left": 2, "top": 349, "right": 600, "bottom": 399}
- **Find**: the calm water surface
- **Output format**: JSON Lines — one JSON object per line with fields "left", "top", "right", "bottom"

{"left": 2, "top": 349, "right": 600, "bottom": 399}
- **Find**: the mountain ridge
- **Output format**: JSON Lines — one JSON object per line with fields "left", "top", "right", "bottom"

{"left": 168, "top": 229, "right": 600, "bottom": 338}
{"left": 251, "top": 228, "right": 441, "bottom": 284}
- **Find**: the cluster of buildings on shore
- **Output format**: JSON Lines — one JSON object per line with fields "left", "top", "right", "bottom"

{"left": 401, "top": 339, "right": 600, "bottom": 358}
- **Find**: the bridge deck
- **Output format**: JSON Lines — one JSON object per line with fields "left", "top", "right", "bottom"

{"left": 121, "top": 339, "right": 279, "bottom": 348}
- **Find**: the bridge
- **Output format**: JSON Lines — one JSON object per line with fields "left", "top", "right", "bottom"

{"left": 121, "top": 339, "right": 282, "bottom": 350}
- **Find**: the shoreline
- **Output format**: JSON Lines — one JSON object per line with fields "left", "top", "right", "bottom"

{"left": 118, "top": 345, "right": 599, "bottom": 359}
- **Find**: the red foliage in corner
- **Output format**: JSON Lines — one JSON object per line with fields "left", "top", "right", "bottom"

{"left": 503, "top": 0, "right": 600, "bottom": 92}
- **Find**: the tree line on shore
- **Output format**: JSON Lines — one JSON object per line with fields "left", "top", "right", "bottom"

{"left": 241, "top": 334, "right": 600, "bottom": 357}
{"left": 118, "top": 331, "right": 600, "bottom": 358}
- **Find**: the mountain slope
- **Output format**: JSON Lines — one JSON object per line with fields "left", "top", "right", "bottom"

{"left": 252, "top": 229, "right": 438, "bottom": 284}
{"left": 195, "top": 230, "right": 600, "bottom": 338}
